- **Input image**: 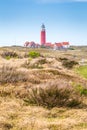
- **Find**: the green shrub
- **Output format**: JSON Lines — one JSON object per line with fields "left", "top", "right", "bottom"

{"left": 28, "top": 51, "right": 40, "bottom": 58}
{"left": 81, "top": 89, "right": 87, "bottom": 96}
{"left": 68, "top": 47, "right": 75, "bottom": 50}
{"left": 5, "top": 56, "right": 11, "bottom": 60}
{"left": 76, "top": 66, "right": 87, "bottom": 79}
{"left": 75, "top": 85, "right": 87, "bottom": 96}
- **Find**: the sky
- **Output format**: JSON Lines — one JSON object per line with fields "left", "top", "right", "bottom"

{"left": 0, "top": 0, "right": 87, "bottom": 46}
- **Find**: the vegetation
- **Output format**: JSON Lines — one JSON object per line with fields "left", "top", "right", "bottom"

{"left": 24, "top": 85, "right": 82, "bottom": 108}
{"left": 74, "top": 84, "right": 87, "bottom": 96}
{"left": 22, "top": 58, "right": 46, "bottom": 69}
{"left": 1, "top": 51, "right": 18, "bottom": 59}
{"left": 59, "top": 57, "right": 68, "bottom": 61}
{"left": 76, "top": 66, "right": 87, "bottom": 79}
{"left": 28, "top": 51, "right": 40, "bottom": 58}
{"left": 0, "top": 47, "right": 87, "bottom": 130}
{"left": 59, "top": 58, "right": 78, "bottom": 69}
{"left": 63, "top": 60, "right": 78, "bottom": 69}
{"left": 0, "top": 65, "right": 28, "bottom": 84}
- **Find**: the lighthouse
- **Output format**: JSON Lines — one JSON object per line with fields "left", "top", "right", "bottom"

{"left": 41, "top": 24, "right": 46, "bottom": 45}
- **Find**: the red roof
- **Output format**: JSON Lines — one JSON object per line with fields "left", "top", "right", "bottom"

{"left": 50, "top": 44, "right": 54, "bottom": 47}
{"left": 45, "top": 43, "right": 52, "bottom": 47}
{"left": 62, "top": 42, "right": 69, "bottom": 45}
{"left": 55, "top": 43, "right": 63, "bottom": 47}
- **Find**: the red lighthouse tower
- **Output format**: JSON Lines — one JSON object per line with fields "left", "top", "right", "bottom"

{"left": 41, "top": 24, "right": 46, "bottom": 45}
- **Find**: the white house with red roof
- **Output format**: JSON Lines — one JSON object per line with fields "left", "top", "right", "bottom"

{"left": 54, "top": 43, "right": 63, "bottom": 50}
{"left": 53, "top": 42, "right": 70, "bottom": 50}
{"left": 62, "top": 42, "right": 69, "bottom": 48}
{"left": 24, "top": 41, "right": 70, "bottom": 50}
{"left": 24, "top": 41, "right": 40, "bottom": 48}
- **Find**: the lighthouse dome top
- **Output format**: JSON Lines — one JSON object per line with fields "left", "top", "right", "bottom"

{"left": 41, "top": 24, "right": 45, "bottom": 30}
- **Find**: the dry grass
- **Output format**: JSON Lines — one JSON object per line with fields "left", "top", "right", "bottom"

{"left": 24, "top": 82, "right": 82, "bottom": 108}
{"left": 0, "top": 47, "right": 87, "bottom": 130}
{"left": 0, "top": 97, "right": 87, "bottom": 130}
{"left": 0, "top": 65, "right": 29, "bottom": 84}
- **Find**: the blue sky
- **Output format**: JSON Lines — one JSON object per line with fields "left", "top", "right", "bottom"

{"left": 0, "top": 0, "right": 87, "bottom": 46}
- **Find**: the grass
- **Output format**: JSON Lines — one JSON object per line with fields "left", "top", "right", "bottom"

{"left": 0, "top": 65, "right": 29, "bottom": 84}
{"left": 74, "top": 84, "right": 87, "bottom": 96}
{"left": 76, "top": 65, "right": 87, "bottom": 79}
{"left": 0, "top": 47, "right": 87, "bottom": 130}
{"left": 22, "top": 57, "right": 47, "bottom": 69}
{"left": 0, "top": 100, "right": 87, "bottom": 130}
{"left": 1, "top": 51, "right": 18, "bottom": 59}
{"left": 24, "top": 82, "right": 82, "bottom": 108}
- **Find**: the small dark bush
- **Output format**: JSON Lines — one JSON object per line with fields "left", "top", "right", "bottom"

{"left": 0, "top": 122, "right": 13, "bottom": 130}
{"left": 59, "top": 57, "right": 78, "bottom": 69}
{"left": 75, "top": 85, "right": 87, "bottom": 96}
{"left": 28, "top": 51, "right": 40, "bottom": 58}
{"left": 37, "top": 58, "right": 47, "bottom": 64}
{"left": 62, "top": 60, "right": 78, "bottom": 69}
{"left": 59, "top": 57, "right": 68, "bottom": 61}
{"left": 1, "top": 51, "right": 18, "bottom": 59}
{"left": 81, "top": 89, "right": 87, "bottom": 96}
{"left": 69, "top": 47, "right": 75, "bottom": 50}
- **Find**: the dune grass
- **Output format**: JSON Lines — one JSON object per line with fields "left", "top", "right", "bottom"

{"left": 0, "top": 47, "right": 87, "bottom": 130}
{"left": 76, "top": 66, "right": 87, "bottom": 79}
{"left": 24, "top": 84, "right": 82, "bottom": 108}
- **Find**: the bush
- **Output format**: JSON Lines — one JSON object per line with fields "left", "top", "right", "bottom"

{"left": 76, "top": 66, "right": 87, "bottom": 79}
{"left": 59, "top": 57, "right": 68, "bottom": 61}
{"left": 75, "top": 85, "right": 87, "bottom": 96}
{"left": 68, "top": 47, "right": 75, "bottom": 50}
{"left": 81, "top": 89, "right": 87, "bottom": 96}
{"left": 22, "top": 57, "right": 46, "bottom": 69}
{"left": 37, "top": 58, "right": 47, "bottom": 64}
{"left": 24, "top": 85, "right": 81, "bottom": 108}
{"left": 28, "top": 51, "right": 40, "bottom": 58}
{"left": 0, "top": 66, "right": 28, "bottom": 84}
{"left": 0, "top": 122, "right": 13, "bottom": 130}
{"left": 62, "top": 60, "right": 78, "bottom": 69}
{"left": 1, "top": 51, "right": 18, "bottom": 59}
{"left": 59, "top": 57, "right": 78, "bottom": 69}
